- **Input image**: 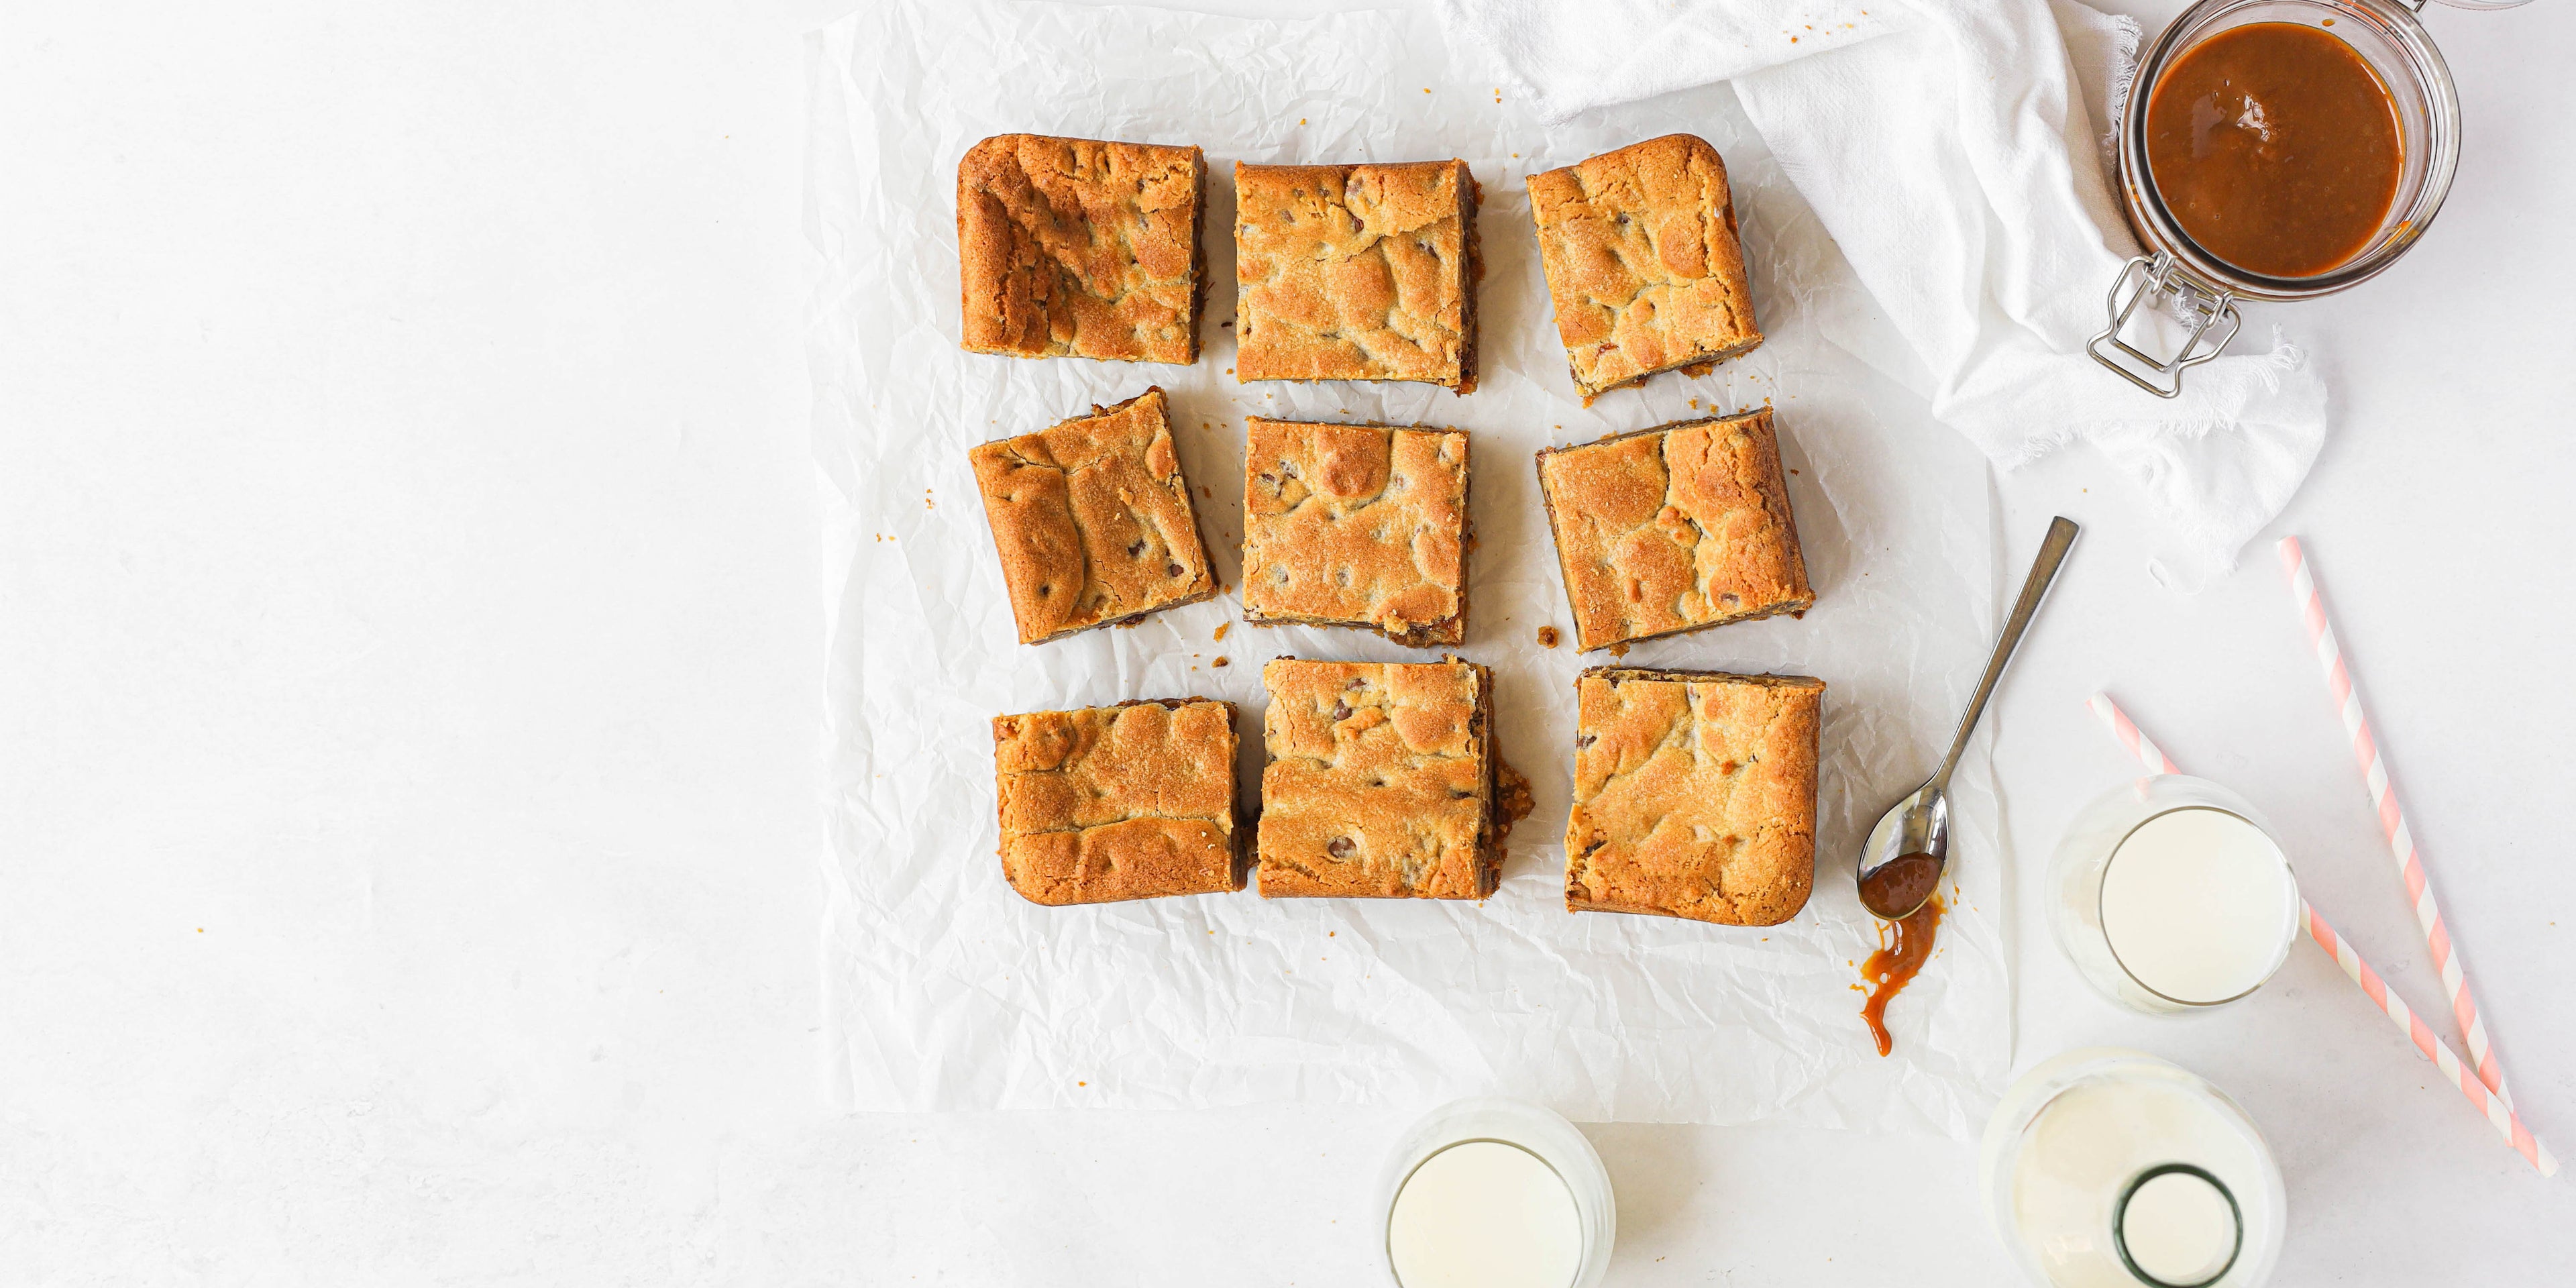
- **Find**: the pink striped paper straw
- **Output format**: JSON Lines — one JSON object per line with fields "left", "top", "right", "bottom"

{"left": 2277, "top": 536, "right": 2508, "bottom": 1107}
{"left": 2300, "top": 904, "right": 2552, "bottom": 1176}
{"left": 2084, "top": 693, "right": 2556, "bottom": 1177}
{"left": 2086, "top": 692, "right": 2180, "bottom": 776}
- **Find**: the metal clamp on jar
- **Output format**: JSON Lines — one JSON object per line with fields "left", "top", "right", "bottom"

{"left": 2088, "top": 0, "right": 2513, "bottom": 398}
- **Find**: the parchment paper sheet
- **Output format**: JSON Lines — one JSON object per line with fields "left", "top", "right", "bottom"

{"left": 808, "top": 0, "right": 2008, "bottom": 1134}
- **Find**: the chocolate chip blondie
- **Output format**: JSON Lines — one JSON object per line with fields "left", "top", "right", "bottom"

{"left": 957, "top": 133, "right": 1205, "bottom": 365}
{"left": 1240, "top": 418, "right": 1469, "bottom": 647}
{"left": 1528, "top": 134, "right": 1761, "bottom": 399}
{"left": 1563, "top": 667, "right": 1822, "bottom": 926}
{"left": 1255, "top": 657, "right": 1499, "bottom": 899}
{"left": 1233, "top": 160, "right": 1480, "bottom": 393}
{"left": 993, "top": 698, "right": 1244, "bottom": 905}
{"left": 1534, "top": 408, "right": 1811, "bottom": 653}
{"left": 969, "top": 387, "right": 1217, "bottom": 644}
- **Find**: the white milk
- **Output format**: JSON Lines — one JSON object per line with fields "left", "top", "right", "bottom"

{"left": 2123, "top": 1170, "right": 2238, "bottom": 1285}
{"left": 2012, "top": 1077, "right": 2265, "bottom": 1288}
{"left": 1387, "top": 1140, "right": 1582, "bottom": 1288}
{"left": 2100, "top": 809, "right": 2297, "bottom": 1004}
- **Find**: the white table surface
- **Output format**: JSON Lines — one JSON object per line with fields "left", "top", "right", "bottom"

{"left": 6, "top": 1, "right": 2571, "bottom": 1283}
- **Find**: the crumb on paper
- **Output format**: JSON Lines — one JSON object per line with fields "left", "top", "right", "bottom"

{"left": 1608, "top": 643, "right": 1630, "bottom": 658}
{"left": 1790, "top": 468, "right": 1801, "bottom": 475}
{"left": 1537, "top": 625, "right": 1559, "bottom": 648}
{"left": 1213, "top": 655, "right": 1229, "bottom": 667}
{"left": 1214, "top": 623, "right": 1229, "bottom": 641}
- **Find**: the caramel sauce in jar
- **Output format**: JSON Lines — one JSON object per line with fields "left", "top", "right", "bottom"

{"left": 2145, "top": 21, "right": 2403, "bottom": 278}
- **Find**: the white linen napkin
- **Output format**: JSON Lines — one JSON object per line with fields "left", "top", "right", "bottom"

{"left": 1438, "top": 0, "right": 2329, "bottom": 587}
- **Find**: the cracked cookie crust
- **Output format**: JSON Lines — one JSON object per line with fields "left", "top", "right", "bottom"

{"left": 1233, "top": 160, "right": 1481, "bottom": 393}
{"left": 1534, "top": 408, "right": 1811, "bottom": 653}
{"left": 1528, "top": 133, "right": 1762, "bottom": 400}
{"left": 1564, "top": 668, "right": 1821, "bottom": 926}
{"left": 1240, "top": 418, "right": 1469, "bottom": 647}
{"left": 1256, "top": 657, "right": 1498, "bottom": 899}
{"left": 969, "top": 387, "right": 1218, "bottom": 645}
{"left": 994, "top": 698, "right": 1244, "bottom": 906}
{"left": 957, "top": 133, "right": 1205, "bottom": 365}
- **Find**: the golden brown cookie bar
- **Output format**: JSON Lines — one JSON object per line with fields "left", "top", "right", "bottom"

{"left": 969, "top": 388, "right": 1218, "bottom": 645}
{"left": 1233, "top": 160, "right": 1481, "bottom": 393}
{"left": 1256, "top": 657, "right": 1497, "bottom": 899}
{"left": 1240, "top": 418, "right": 1469, "bottom": 647}
{"left": 1534, "top": 408, "right": 1811, "bottom": 653}
{"left": 1528, "top": 134, "right": 1762, "bottom": 399}
{"left": 957, "top": 133, "right": 1205, "bottom": 365}
{"left": 1563, "top": 668, "right": 1821, "bottom": 926}
{"left": 993, "top": 698, "right": 1244, "bottom": 906}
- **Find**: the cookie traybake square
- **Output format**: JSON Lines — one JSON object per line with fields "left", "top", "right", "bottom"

{"left": 1534, "top": 407, "right": 1811, "bottom": 653}
{"left": 1563, "top": 667, "right": 1822, "bottom": 926}
{"left": 991, "top": 698, "right": 1244, "bottom": 906}
{"left": 1240, "top": 418, "right": 1469, "bottom": 647}
{"left": 1256, "top": 657, "right": 1499, "bottom": 899}
{"left": 1232, "top": 160, "right": 1481, "bottom": 393}
{"left": 957, "top": 133, "right": 1205, "bottom": 365}
{"left": 968, "top": 387, "right": 1218, "bottom": 645}
{"left": 1527, "top": 133, "right": 1762, "bottom": 399}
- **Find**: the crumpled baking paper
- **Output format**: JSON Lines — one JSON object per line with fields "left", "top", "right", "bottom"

{"left": 807, "top": 0, "right": 2007, "bottom": 1134}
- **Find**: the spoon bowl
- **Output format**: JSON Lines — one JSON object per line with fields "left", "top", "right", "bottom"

{"left": 1858, "top": 780, "right": 1951, "bottom": 920}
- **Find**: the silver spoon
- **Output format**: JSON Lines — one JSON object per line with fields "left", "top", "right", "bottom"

{"left": 1857, "top": 516, "right": 2080, "bottom": 920}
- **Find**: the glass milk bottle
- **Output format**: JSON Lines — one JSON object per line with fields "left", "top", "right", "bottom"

{"left": 1981, "top": 1049, "right": 2287, "bottom": 1288}
{"left": 2049, "top": 776, "right": 2301, "bottom": 1012}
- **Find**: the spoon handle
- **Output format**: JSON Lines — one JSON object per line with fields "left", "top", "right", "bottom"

{"left": 1933, "top": 517, "right": 2080, "bottom": 790}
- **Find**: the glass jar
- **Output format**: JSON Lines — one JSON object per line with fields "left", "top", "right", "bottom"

{"left": 1377, "top": 1097, "right": 1616, "bottom": 1288}
{"left": 2088, "top": 0, "right": 2475, "bottom": 396}
{"left": 2048, "top": 775, "right": 2302, "bottom": 1014}
{"left": 1980, "top": 1049, "right": 2288, "bottom": 1288}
